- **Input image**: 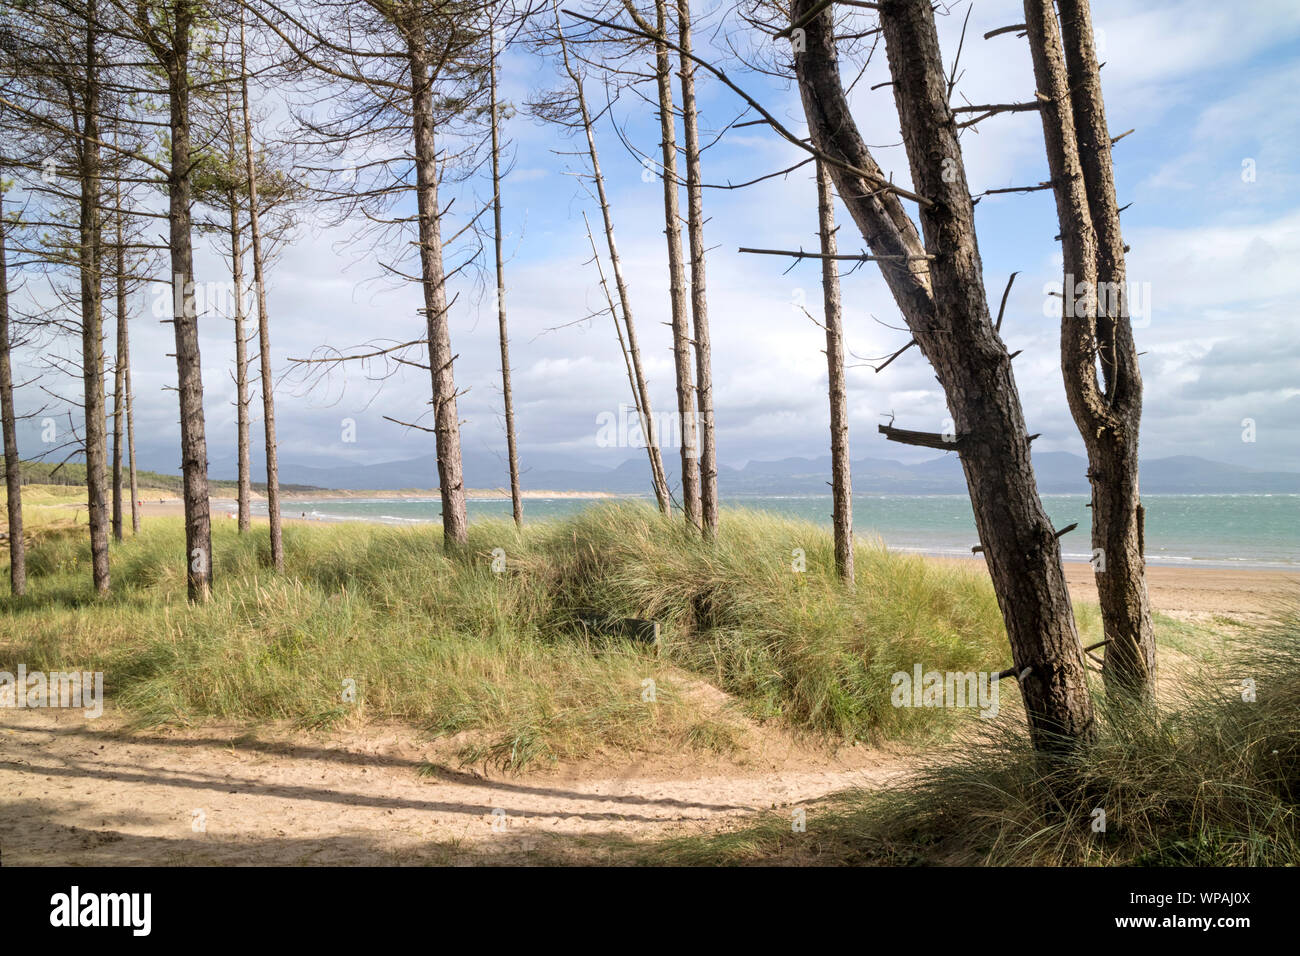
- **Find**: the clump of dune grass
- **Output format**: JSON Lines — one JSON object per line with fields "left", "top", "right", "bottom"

{"left": 637, "top": 612, "right": 1300, "bottom": 866}
{"left": 0, "top": 503, "right": 1009, "bottom": 768}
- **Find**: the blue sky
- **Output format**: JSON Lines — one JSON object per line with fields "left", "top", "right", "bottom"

{"left": 9, "top": 0, "right": 1300, "bottom": 486}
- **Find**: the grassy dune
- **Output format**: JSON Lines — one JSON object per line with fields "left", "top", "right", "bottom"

{"left": 0, "top": 500, "right": 1022, "bottom": 768}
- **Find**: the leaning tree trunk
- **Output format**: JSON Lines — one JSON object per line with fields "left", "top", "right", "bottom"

{"left": 166, "top": 24, "right": 214, "bottom": 602}
{"left": 793, "top": 0, "right": 1094, "bottom": 751}
{"left": 0, "top": 192, "right": 24, "bottom": 596}
{"left": 489, "top": 23, "right": 523, "bottom": 527}
{"left": 815, "top": 160, "right": 853, "bottom": 585}
{"left": 651, "top": 0, "right": 700, "bottom": 530}
{"left": 79, "top": 13, "right": 110, "bottom": 594}
{"left": 409, "top": 48, "right": 468, "bottom": 548}
{"left": 241, "top": 12, "right": 283, "bottom": 569}
{"left": 555, "top": 2, "right": 671, "bottom": 515}
{"left": 676, "top": 0, "right": 717, "bottom": 537}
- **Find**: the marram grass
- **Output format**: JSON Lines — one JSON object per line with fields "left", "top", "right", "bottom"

{"left": 2, "top": 502, "right": 1014, "bottom": 768}
{"left": 633, "top": 614, "right": 1300, "bottom": 866}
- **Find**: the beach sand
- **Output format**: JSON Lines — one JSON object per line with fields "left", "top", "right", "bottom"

{"left": 937, "top": 554, "right": 1296, "bottom": 623}
{"left": 1063, "top": 562, "right": 1295, "bottom": 621}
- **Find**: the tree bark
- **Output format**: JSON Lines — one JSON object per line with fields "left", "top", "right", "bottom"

{"left": 123, "top": 310, "right": 139, "bottom": 535}
{"left": 792, "top": 0, "right": 1095, "bottom": 751}
{"left": 111, "top": 186, "right": 126, "bottom": 542}
{"left": 1023, "top": 0, "right": 1153, "bottom": 699}
{"left": 489, "top": 19, "right": 522, "bottom": 527}
{"left": 78, "top": 7, "right": 110, "bottom": 594}
{"left": 0, "top": 192, "right": 24, "bottom": 596}
{"left": 164, "top": 7, "right": 213, "bottom": 602}
{"left": 228, "top": 186, "right": 251, "bottom": 533}
{"left": 225, "top": 76, "right": 251, "bottom": 533}
{"left": 815, "top": 160, "right": 853, "bottom": 585}
{"left": 122, "top": 255, "right": 139, "bottom": 535}
{"left": 652, "top": 0, "right": 700, "bottom": 530}
{"left": 554, "top": 2, "right": 671, "bottom": 515}
{"left": 675, "top": 0, "right": 716, "bottom": 537}
{"left": 408, "top": 45, "right": 468, "bottom": 547}
{"left": 240, "top": 11, "right": 283, "bottom": 569}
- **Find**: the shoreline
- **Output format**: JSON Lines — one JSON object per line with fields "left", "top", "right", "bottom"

{"left": 142, "top": 494, "right": 1300, "bottom": 572}
{"left": 121, "top": 496, "right": 1299, "bottom": 622}
{"left": 279, "top": 488, "right": 630, "bottom": 501}
{"left": 204, "top": 487, "right": 628, "bottom": 501}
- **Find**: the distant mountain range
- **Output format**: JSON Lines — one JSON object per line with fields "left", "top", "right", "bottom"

{"left": 263, "top": 449, "right": 1300, "bottom": 496}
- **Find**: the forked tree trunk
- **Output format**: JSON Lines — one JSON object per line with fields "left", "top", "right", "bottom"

{"left": 165, "top": 13, "right": 214, "bottom": 602}
{"left": 815, "top": 160, "right": 853, "bottom": 585}
{"left": 0, "top": 192, "right": 24, "bottom": 596}
{"left": 792, "top": 0, "right": 1094, "bottom": 751}
{"left": 241, "top": 12, "right": 283, "bottom": 569}
{"left": 79, "top": 10, "right": 110, "bottom": 594}
{"left": 408, "top": 46, "right": 468, "bottom": 547}
{"left": 489, "top": 21, "right": 523, "bottom": 527}
{"left": 651, "top": 0, "right": 700, "bottom": 529}
{"left": 1030, "top": 0, "right": 1154, "bottom": 698}
{"left": 554, "top": 2, "right": 671, "bottom": 515}
{"left": 675, "top": 0, "right": 716, "bottom": 538}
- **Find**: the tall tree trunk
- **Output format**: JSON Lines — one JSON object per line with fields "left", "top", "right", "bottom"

{"left": 166, "top": 11, "right": 213, "bottom": 602}
{"left": 555, "top": 2, "right": 671, "bottom": 515}
{"left": 408, "top": 46, "right": 468, "bottom": 547}
{"left": 675, "top": 0, "right": 716, "bottom": 537}
{"left": 652, "top": 0, "right": 700, "bottom": 529}
{"left": 792, "top": 0, "right": 1095, "bottom": 751}
{"left": 1057, "top": 0, "right": 1153, "bottom": 698}
{"left": 225, "top": 71, "right": 252, "bottom": 532}
{"left": 224, "top": 78, "right": 252, "bottom": 534}
{"left": 815, "top": 160, "right": 853, "bottom": 585}
{"left": 79, "top": 8, "right": 110, "bottom": 594}
{"left": 111, "top": 188, "right": 125, "bottom": 543}
{"left": 112, "top": 170, "right": 139, "bottom": 537}
{"left": 0, "top": 192, "right": 24, "bottom": 596}
{"left": 125, "top": 331, "right": 139, "bottom": 535}
{"left": 489, "top": 19, "right": 522, "bottom": 527}
{"left": 228, "top": 189, "right": 251, "bottom": 534}
{"left": 240, "top": 12, "right": 283, "bottom": 569}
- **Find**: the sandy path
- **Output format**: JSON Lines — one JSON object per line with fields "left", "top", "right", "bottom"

{"left": 0, "top": 708, "right": 907, "bottom": 865}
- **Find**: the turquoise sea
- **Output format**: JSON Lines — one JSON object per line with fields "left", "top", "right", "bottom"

{"left": 251, "top": 493, "right": 1300, "bottom": 571}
